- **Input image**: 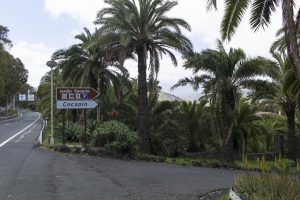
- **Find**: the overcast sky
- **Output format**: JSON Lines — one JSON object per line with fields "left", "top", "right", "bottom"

{"left": 0, "top": 0, "right": 296, "bottom": 100}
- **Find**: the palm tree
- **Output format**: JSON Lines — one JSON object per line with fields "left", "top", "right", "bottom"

{"left": 233, "top": 100, "right": 266, "bottom": 156}
{"left": 252, "top": 51, "right": 298, "bottom": 160}
{"left": 206, "top": 0, "right": 300, "bottom": 80}
{"left": 173, "top": 40, "right": 276, "bottom": 162}
{"left": 178, "top": 100, "right": 208, "bottom": 152}
{"left": 95, "top": 0, "right": 193, "bottom": 151}
{"left": 52, "top": 28, "right": 130, "bottom": 121}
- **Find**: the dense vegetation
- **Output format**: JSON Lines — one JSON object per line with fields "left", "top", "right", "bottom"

{"left": 36, "top": 0, "right": 300, "bottom": 169}
{"left": 0, "top": 25, "right": 31, "bottom": 111}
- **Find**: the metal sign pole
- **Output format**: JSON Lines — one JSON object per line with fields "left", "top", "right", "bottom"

{"left": 62, "top": 110, "right": 66, "bottom": 146}
{"left": 83, "top": 109, "right": 87, "bottom": 148}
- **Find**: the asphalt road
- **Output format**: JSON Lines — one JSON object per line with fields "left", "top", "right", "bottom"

{"left": 0, "top": 111, "right": 241, "bottom": 200}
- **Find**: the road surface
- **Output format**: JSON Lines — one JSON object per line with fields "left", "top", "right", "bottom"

{"left": 0, "top": 111, "right": 240, "bottom": 200}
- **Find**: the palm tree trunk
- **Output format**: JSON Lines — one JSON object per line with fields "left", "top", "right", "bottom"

{"left": 242, "top": 134, "right": 247, "bottom": 157}
{"left": 137, "top": 44, "right": 150, "bottom": 152}
{"left": 282, "top": 0, "right": 300, "bottom": 79}
{"left": 187, "top": 132, "right": 198, "bottom": 152}
{"left": 283, "top": 100, "right": 297, "bottom": 160}
{"left": 220, "top": 91, "right": 235, "bottom": 163}
{"left": 220, "top": 135, "right": 235, "bottom": 164}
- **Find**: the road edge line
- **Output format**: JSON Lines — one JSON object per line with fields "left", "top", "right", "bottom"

{"left": 0, "top": 113, "right": 41, "bottom": 147}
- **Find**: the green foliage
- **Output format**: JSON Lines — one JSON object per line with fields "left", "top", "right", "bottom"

{"left": 274, "top": 154, "right": 293, "bottom": 175}
{"left": 241, "top": 154, "right": 251, "bottom": 170}
{"left": 234, "top": 174, "right": 300, "bottom": 200}
{"left": 219, "top": 195, "right": 230, "bottom": 200}
{"left": 93, "top": 120, "right": 139, "bottom": 154}
{"left": 297, "top": 162, "right": 300, "bottom": 175}
{"left": 173, "top": 40, "right": 276, "bottom": 162}
{"left": 0, "top": 41, "right": 29, "bottom": 106}
{"left": 165, "top": 158, "right": 193, "bottom": 166}
{"left": 257, "top": 156, "right": 271, "bottom": 172}
{"left": 63, "top": 121, "right": 84, "bottom": 143}
{"left": 206, "top": 0, "right": 282, "bottom": 41}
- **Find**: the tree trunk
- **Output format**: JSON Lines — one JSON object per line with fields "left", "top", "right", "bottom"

{"left": 283, "top": 100, "right": 297, "bottom": 160}
{"left": 282, "top": 0, "right": 300, "bottom": 80}
{"left": 220, "top": 95, "right": 235, "bottom": 163}
{"left": 220, "top": 135, "right": 235, "bottom": 164}
{"left": 187, "top": 132, "right": 198, "bottom": 152}
{"left": 137, "top": 44, "right": 150, "bottom": 152}
{"left": 242, "top": 134, "right": 247, "bottom": 156}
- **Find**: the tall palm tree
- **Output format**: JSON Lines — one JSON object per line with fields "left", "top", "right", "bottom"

{"left": 206, "top": 0, "right": 300, "bottom": 80}
{"left": 173, "top": 40, "right": 276, "bottom": 162}
{"left": 95, "top": 0, "right": 193, "bottom": 151}
{"left": 252, "top": 51, "right": 299, "bottom": 160}
{"left": 52, "top": 28, "right": 130, "bottom": 121}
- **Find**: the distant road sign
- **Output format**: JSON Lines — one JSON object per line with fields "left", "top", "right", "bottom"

{"left": 28, "top": 94, "right": 35, "bottom": 101}
{"left": 56, "top": 87, "right": 99, "bottom": 100}
{"left": 57, "top": 100, "right": 98, "bottom": 109}
{"left": 19, "top": 94, "right": 26, "bottom": 101}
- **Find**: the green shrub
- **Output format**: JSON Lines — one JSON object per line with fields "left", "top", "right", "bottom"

{"left": 93, "top": 120, "right": 139, "bottom": 154}
{"left": 64, "top": 121, "right": 84, "bottom": 142}
{"left": 234, "top": 174, "right": 300, "bottom": 200}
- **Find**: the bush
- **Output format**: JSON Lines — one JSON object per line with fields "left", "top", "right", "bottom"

{"left": 64, "top": 121, "right": 84, "bottom": 142}
{"left": 93, "top": 120, "right": 139, "bottom": 154}
{"left": 234, "top": 174, "right": 300, "bottom": 200}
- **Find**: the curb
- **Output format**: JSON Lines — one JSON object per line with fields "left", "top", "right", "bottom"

{"left": 0, "top": 113, "right": 22, "bottom": 122}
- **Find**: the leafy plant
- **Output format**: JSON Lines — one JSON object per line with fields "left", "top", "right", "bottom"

{"left": 274, "top": 154, "right": 292, "bottom": 175}
{"left": 257, "top": 156, "right": 270, "bottom": 173}
{"left": 241, "top": 154, "right": 251, "bottom": 170}
{"left": 93, "top": 120, "right": 139, "bottom": 154}
{"left": 64, "top": 121, "right": 84, "bottom": 143}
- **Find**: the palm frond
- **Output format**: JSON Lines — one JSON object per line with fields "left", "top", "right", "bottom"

{"left": 221, "top": 0, "right": 250, "bottom": 41}
{"left": 250, "top": 0, "right": 279, "bottom": 31}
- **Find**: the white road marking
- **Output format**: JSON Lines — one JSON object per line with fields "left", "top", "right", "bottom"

{"left": 0, "top": 113, "right": 41, "bottom": 147}
{"left": 14, "top": 126, "right": 36, "bottom": 143}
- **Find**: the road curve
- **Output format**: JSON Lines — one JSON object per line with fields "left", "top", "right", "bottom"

{"left": 0, "top": 111, "right": 240, "bottom": 200}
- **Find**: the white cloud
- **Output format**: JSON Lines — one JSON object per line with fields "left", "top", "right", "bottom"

{"left": 44, "top": 0, "right": 105, "bottom": 29}
{"left": 10, "top": 41, "right": 55, "bottom": 88}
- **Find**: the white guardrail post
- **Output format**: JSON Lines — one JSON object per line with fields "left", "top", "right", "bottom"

{"left": 38, "top": 119, "right": 45, "bottom": 144}
{"left": 229, "top": 188, "right": 242, "bottom": 200}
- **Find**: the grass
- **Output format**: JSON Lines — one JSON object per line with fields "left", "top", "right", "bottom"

{"left": 0, "top": 110, "right": 18, "bottom": 118}
{"left": 234, "top": 174, "right": 300, "bottom": 200}
{"left": 235, "top": 160, "right": 274, "bottom": 171}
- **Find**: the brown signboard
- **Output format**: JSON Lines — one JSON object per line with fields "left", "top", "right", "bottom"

{"left": 56, "top": 87, "right": 99, "bottom": 101}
